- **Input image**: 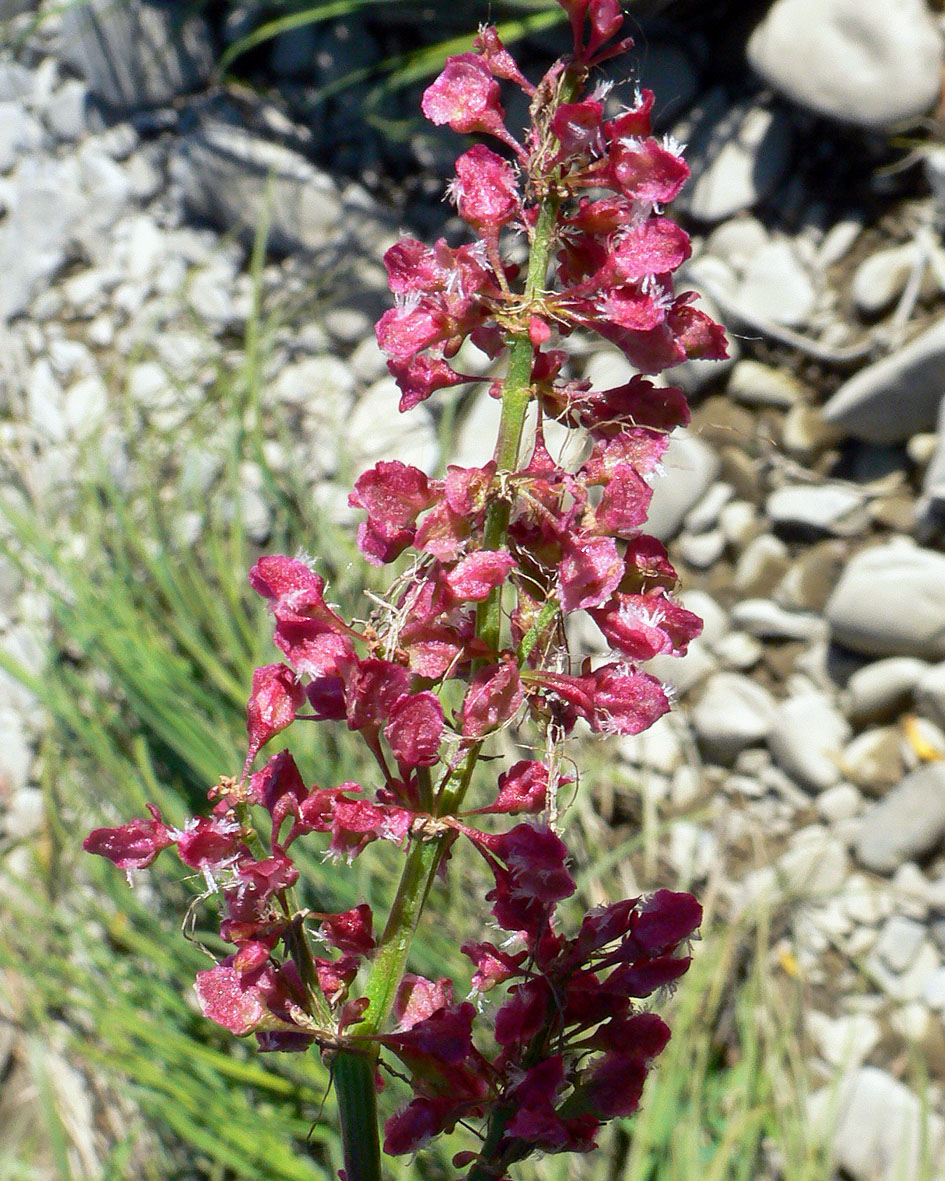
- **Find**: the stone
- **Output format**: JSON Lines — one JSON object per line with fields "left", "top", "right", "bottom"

{"left": 765, "top": 484, "right": 868, "bottom": 537}
{"left": 681, "top": 94, "right": 794, "bottom": 223}
{"left": 734, "top": 240, "right": 817, "bottom": 327}
{"left": 855, "top": 762, "right": 945, "bottom": 874}
{"left": 816, "top": 782, "right": 864, "bottom": 824}
{"left": 0, "top": 710, "right": 32, "bottom": 795}
{"left": 733, "top": 534, "right": 791, "bottom": 597}
{"left": 727, "top": 359, "right": 804, "bottom": 408}
{"left": 0, "top": 157, "right": 83, "bottom": 321}
{"left": 174, "top": 114, "right": 353, "bottom": 255}
{"left": 0, "top": 102, "right": 42, "bottom": 174}
{"left": 780, "top": 403, "right": 843, "bottom": 460}
{"left": 916, "top": 395, "right": 945, "bottom": 525}
{"left": 852, "top": 243, "right": 924, "bottom": 316}
{"left": 844, "top": 658, "right": 927, "bottom": 725}
{"left": 874, "top": 914, "right": 926, "bottom": 974}
{"left": 777, "top": 827, "right": 850, "bottom": 896}
{"left": 0, "top": 62, "right": 33, "bottom": 103}
{"left": 915, "top": 662, "right": 945, "bottom": 731}
{"left": 684, "top": 481, "right": 734, "bottom": 534}
{"left": 703, "top": 216, "right": 769, "bottom": 274}
{"left": 768, "top": 692, "right": 851, "bottom": 792}
{"left": 647, "top": 639, "right": 717, "bottom": 698}
{"left": 822, "top": 320, "right": 945, "bottom": 444}
{"left": 816, "top": 1068, "right": 945, "bottom": 1181}
{"left": 26, "top": 359, "right": 66, "bottom": 442}
{"left": 64, "top": 376, "right": 109, "bottom": 439}
{"left": 747, "top": 0, "right": 944, "bottom": 130}
{"left": 59, "top": 0, "right": 214, "bottom": 114}
{"left": 645, "top": 430, "right": 720, "bottom": 539}
{"left": 712, "top": 630, "right": 763, "bottom": 670}
{"left": 826, "top": 542, "right": 945, "bottom": 658}
{"left": 730, "top": 599, "right": 827, "bottom": 642}
{"left": 776, "top": 541, "right": 847, "bottom": 613}
{"left": 349, "top": 377, "right": 439, "bottom": 475}
{"left": 675, "top": 529, "right": 725, "bottom": 569}
{"left": 43, "top": 79, "right": 89, "bottom": 142}
{"left": 840, "top": 728, "right": 904, "bottom": 796}
{"left": 691, "top": 672, "right": 778, "bottom": 764}
{"left": 0, "top": 0, "right": 37, "bottom": 18}
{"left": 806, "top": 1010, "right": 880, "bottom": 1070}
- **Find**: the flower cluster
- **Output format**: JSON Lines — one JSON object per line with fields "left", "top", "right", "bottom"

{"left": 85, "top": 3, "right": 723, "bottom": 1176}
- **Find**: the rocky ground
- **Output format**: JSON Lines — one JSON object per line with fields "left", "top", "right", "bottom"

{"left": 3, "top": 0, "right": 945, "bottom": 1178}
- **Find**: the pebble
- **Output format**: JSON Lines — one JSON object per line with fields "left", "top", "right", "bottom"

{"left": 647, "top": 639, "right": 717, "bottom": 698}
{"left": 844, "top": 657, "right": 927, "bottom": 725}
{"left": 703, "top": 216, "right": 769, "bottom": 274}
{"left": 683, "top": 481, "right": 733, "bottom": 534}
{"left": 645, "top": 430, "right": 720, "bottom": 540}
{"left": 727, "top": 359, "right": 804, "bottom": 408}
{"left": 768, "top": 692, "right": 851, "bottom": 792}
{"left": 734, "top": 239, "right": 817, "bottom": 327}
{"left": 730, "top": 598, "right": 827, "bottom": 642}
{"left": 682, "top": 96, "right": 794, "bottom": 223}
{"left": 816, "top": 781, "right": 864, "bottom": 824}
{"left": 63, "top": 375, "right": 108, "bottom": 439}
{"left": 765, "top": 483, "right": 868, "bottom": 537}
{"left": 914, "top": 662, "right": 945, "bottom": 731}
{"left": 778, "top": 826, "right": 850, "bottom": 896}
{"left": 348, "top": 377, "right": 439, "bottom": 475}
{"left": 874, "top": 914, "right": 927, "bottom": 974}
{"left": 675, "top": 528, "right": 725, "bottom": 568}
{"left": 747, "top": 0, "right": 944, "bottom": 129}
{"left": 60, "top": 0, "right": 214, "bottom": 114}
{"left": 821, "top": 1067, "right": 945, "bottom": 1181}
{"left": 822, "top": 320, "right": 945, "bottom": 444}
{"left": 826, "top": 542, "right": 945, "bottom": 659}
{"left": 691, "top": 671, "right": 777, "bottom": 764}
{"left": 733, "top": 533, "right": 791, "bottom": 596}
{"left": 0, "top": 709, "right": 32, "bottom": 795}
{"left": 840, "top": 728, "right": 904, "bottom": 796}
{"left": 0, "top": 101, "right": 42, "bottom": 174}
{"left": 852, "top": 243, "right": 924, "bottom": 316}
{"left": 855, "top": 762, "right": 945, "bottom": 874}
{"left": 806, "top": 1010, "right": 880, "bottom": 1070}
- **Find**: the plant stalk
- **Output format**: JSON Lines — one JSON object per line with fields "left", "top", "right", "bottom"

{"left": 331, "top": 171, "right": 563, "bottom": 1181}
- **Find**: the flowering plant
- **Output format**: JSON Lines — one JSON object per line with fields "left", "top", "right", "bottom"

{"left": 85, "top": 3, "right": 725, "bottom": 1177}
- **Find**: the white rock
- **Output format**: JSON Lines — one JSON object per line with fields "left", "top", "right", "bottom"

{"left": 769, "top": 693, "right": 851, "bottom": 792}
{"left": 866, "top": 939, "right": 940, "bottom": 1002}
{"left": 645, "top": 430, "right": 720, "bottom": 539}
{"left": 826, "top": 542, "right": 945, "bottom": 658}
{"left": 852, "top": 243, "right": 924, "bottom": 315}
{"left": 747, "top": 0, "right": 944, "bottom": 129}
{"left": 817, "top": 1067, "right": 945, "bottom": 1181}
{"left": 683, "top": 97, "right": 794, "bottom": 223}
{"left": 647, "top": 639, "right": 717, "bottom": 697}
{"left": 703, "top": 216, "right": 769, "bottom": 274}
{"left": 26, "top": 358, "right": 66, "bottom": 442}
{"left": 691, "top": 672, "right": 777, "bottom": 763}
{"left": 822, "top": 319, "right": 945, "bottom": 444}
{"left": 844, "top": 657, "right": 927, "bottom": 724}
{"left": 60, "top": 0, "right": 214, "bottom": 113}
{"left": 0, "top": 157, "right": 83, "bottom": 321}
{"left": 727, "top": 359, "right": 804, "bottom": 408}
{"left": 683, "top": 481, "right": 734, "bottom": 535}
{"left": 0, "top": 101, "right": 42, "bottom": 174}
{"left": 765, "top": 484, "right": 867, "bottom": 535}
{"left": 731, "top": 598, "right": 827, "bottom": 641}
{"left": 923, "top": 966, "right": 945, "bottom": 1010}
{"left": 816, "top": 782, "right": 864, "bottom": 823}
{"left": 349, "top": 378, "right": 439, "bottom": 475}
{"left": 874, "top": 914, "right": 926, "bottom": 974}
{"left": 806, "top": 1010, "right": 880, "bottom": 1070}
{"left": 675, "top": 528, "right": 725, "bottom": 568}
{"left": 0, "top": 710, "right": 32, "bottom": 796}
{"left": 778, "top": 826, "right": 850, "bottom": 895}
{"left": 734, "top": 240, "right": 816, "bottom": 327}
{"left": 915, "top": 661, "right": 945, "bottom": 730}
{"left": 64, "top": 375, "right": 108, "bottom": 439}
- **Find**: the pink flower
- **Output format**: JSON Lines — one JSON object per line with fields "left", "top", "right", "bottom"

{"left": 450, "top": 144, "right": 521, "bottom": 232}
{"left": 83, "top": 803, "right": 172, "bottom": 871}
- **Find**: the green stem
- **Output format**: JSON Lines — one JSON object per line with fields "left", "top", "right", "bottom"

{"left": 333, "top": 1051, "right": 382, "bottom": 1181}
{"left": 331, "top": 154, "right": 567, "bottom": 1181}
